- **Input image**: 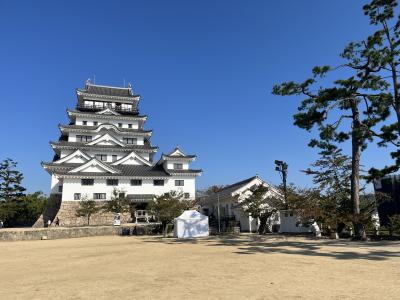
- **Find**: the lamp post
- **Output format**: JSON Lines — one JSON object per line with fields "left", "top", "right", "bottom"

{"left": 217, "top": 194, "right": 221, "bottom": 234}
{"left": 275, "top": 160, "right": 288, "bottom": 208}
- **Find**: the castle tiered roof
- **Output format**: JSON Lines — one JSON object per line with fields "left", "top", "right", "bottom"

{"left": 43, "top": 81, "right": 202, "bottom": 180}
{"left": 158, "top": 146, "right": 197, "bottom": 164}
{"left": 58, "top": 124, "right": 153, "bottom": 137}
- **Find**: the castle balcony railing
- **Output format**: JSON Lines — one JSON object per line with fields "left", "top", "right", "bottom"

{"left": 76, "top": 104, "right": 138, "bottom": 114}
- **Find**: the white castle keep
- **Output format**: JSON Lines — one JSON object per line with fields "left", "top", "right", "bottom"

{"left": 42, "top": 80, "right": 202, "bottom": 208}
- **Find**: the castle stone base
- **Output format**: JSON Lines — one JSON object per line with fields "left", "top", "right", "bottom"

{"left": 34, "top": 198, "right": 132, "bottom": 228}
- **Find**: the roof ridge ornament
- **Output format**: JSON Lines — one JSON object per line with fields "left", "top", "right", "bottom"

{"left": 128, "top": 83, "right": 133, "bottom": 95}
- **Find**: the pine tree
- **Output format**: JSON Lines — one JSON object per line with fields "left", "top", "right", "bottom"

{"left": 148, "top": 191, "right": 185, "bottom": 237}
{"left": 272, "top": 0, "right": 400, "bottom": 239}
{"left": 0, "top": 158, "right": 26, "bottom": 225}
{"left": 0, "top": 158, "right": 26, "bottom": 202}
{"left": 337, "top": 0, "right": 400, "bottom": 178}
{"left": 75, "top": 197, "right": 101, "bottom": 226}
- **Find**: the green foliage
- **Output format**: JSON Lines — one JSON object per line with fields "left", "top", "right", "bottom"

{"left": 0, "top": 201, "right": 18, "bottom": 225}
{"left": 271, "top": 0, "right": 400, "bottom": 238}
{"left": 388, "top": 214, "right": 400, "bottom": 234}
{"left": 0, "top": 158, "right": 26, "bottom": 202}
{"left": 148, "top": 191, "right": 186, "bottom": 237}
{"left": 237, "top": 185, "right": 284, "bottom": 234}
{"left": 206, "top": 185, "right": 225, "bottom": 195}
{"left": 102, "top": 188, "right": 129, "bottom": 214}
{"left": 0, "top": 191, "right": 48, "bottom": 227}
{"left": 14, "top": 192, "right": 47, "bottom": 227}
{"left": 286, "top": 187, "right": 324, "bottom": 222}
{"left": 300, "top": 148, "right": 377, "bottom": 234}
{"left": 340, "top": 0, "right": 400, "bottom": 178}
{"left": 75, "top": 197, "right": 101, "bottom": 226}
{"left": 0, "top": 158, "right": 37, "bottom": 227}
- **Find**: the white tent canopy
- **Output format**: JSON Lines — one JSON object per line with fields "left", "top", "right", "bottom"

{"left": 174, "top": 210, "right": 209, "bottom": 238}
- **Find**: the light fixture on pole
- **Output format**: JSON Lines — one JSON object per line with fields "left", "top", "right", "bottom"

{"left": 274, "top": 160, "right": 288, "bottom": 208}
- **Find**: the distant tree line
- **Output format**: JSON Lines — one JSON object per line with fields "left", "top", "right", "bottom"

{"left": 0, "top": 158, "right": 47, "bottom": 227}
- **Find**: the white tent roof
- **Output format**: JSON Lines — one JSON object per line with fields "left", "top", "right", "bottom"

{"left": 175, "top": 210, "right": 207, "bottom": 220}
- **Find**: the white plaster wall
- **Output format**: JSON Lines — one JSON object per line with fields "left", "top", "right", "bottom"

{"left": 166, "top": 161, "right": 189, "bottom": 170}
{"left": 279, "top": 211, "right": 311, "bottom": 233}
{"left": 51, "top": 175, "right": 62, "bottom": 194}
{"left": 75, "top": 116, "right": 139, "bottom": 129}
{"left": 59, "top": 155, "right": 88, "bottom": 164}
{"left": 59, "top": 150, "right": 150, "bottom": 162}
{"left": 61, "top": 177, "right": 196, "bottom": 201}
{"left": 60, "top": 150, "right": 73, "bottom": 158}
{"left": 68, "top": 132, "right": 144, "bottom": 145}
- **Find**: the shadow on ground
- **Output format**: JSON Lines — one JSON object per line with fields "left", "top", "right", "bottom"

{"left": 140, "top": 234, "right": 400, "bottom": 261}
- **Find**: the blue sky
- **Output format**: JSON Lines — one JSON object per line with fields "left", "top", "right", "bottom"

{"left": 0, "top": 0, "right": 392, "bottom": 193}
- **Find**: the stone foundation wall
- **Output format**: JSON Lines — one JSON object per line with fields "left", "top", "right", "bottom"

{"left": 0, "top": 225, "right": 136, "bottom": 241}
{"left": 33, "top": 194, "right": 62, "bottom": 228}
{"left": 34, "top": 198, "right": 133, "bottom": 228}
{"left": 52, "top": 201, "right": 132, "bottom": 227}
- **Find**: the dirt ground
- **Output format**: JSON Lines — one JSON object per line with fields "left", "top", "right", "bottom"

{"left": 1, "top": 234, "right": 399, "bottom": 300}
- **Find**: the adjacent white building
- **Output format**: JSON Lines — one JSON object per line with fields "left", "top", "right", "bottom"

{"left": 42, "top": 80, "right": 202, "bottom": 208}
{"left": 200, "top": 175, "right": 282, "bottom": 232}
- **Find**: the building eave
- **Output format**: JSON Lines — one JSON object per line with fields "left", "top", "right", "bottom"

{"left": 49, "top": 141, "right": 159, "bottom": 154}
{"left": 76, "top": 90, "right": 140, "bottom": 103}
{"left": 67, "top": 109, "right": 148, "bottom": 121}
{"left": 58, "top": 124, "right": 153, "bottom": 137}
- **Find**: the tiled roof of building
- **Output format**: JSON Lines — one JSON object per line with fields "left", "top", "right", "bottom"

{"left": 126, "top": 194, "right": 155, "bottom": 202}
{"left": 50, "top": 141, "right": 158, "bottom": 152}
{"left": 162, "top": 154, "right": 197, "bottom": 159}
{"left": 67, "top": 109, "right": 148, "bottom": 120}
{"left": 81, "top": 83, "right": 136, "bottom": 98}
{"left": 59, "top": 124, "right": 153, "bottom": 134}
{"left": 205, "top": 176, "right": 259, "bottom": 201}
{"left": 42, "top": 162, "right": 200, "bottom": 178}
{"left": 166, "top": 169, "right": 202, "bottom": 175}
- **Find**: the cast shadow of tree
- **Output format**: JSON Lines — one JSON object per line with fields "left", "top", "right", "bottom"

{"left": 211, "top": 235, "right": 400, "bottom": 261}
{"left": 141, "top": 234, "right": 400, "bottom": 261}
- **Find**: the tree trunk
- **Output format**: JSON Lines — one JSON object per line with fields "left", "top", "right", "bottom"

{"left": 383, "top": 21, "right": 400, "bottom": 135}
{"left": 351, "top": 99, "right": 366, "bottom": 240}
{"left": 162, "top": 221, "right": 167, "bottom": 237}
{"left": 87, "top": 214, "right": 90, "bottom": 226}
{"left": 258, "top": 214, "right": 272, "bottom": 234}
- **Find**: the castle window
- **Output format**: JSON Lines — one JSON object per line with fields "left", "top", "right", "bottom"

{"left": 74, "top": 193, "right": 81, "bottom": 200}
{"left": 112, "top": 155, "right": 118, "bottom": 162}
{"left": 173, "top": 163, "right": 183, "bottom": 170}
{"left": 123, "top": 138, "right": 137, "bottom": 145}
{"left": 93, "top": 121, "right": 98, "bottom": 126}
{"left": 93, "top": 193, "right": 106, "bottom": 200}
{"left": 131, "top": 179, "right": 142, "bottom": 186}
{"left": 82, "top": 121, "right": 87, "bottom": 125}
{"left": 128, "top": 124, "right": 133, "bottom": 129}
{"left": 106, "top": 179, "right": 119, "bottom": 186}
{"left": 81, "top": 179, "right": 94, "bottom": 186}
{"left": 175, "top": 180, "right": 184, "bottom": 186}
{"left": 58, "top": 185, "right": 63, "bottom": 193}
{"left": 95, "top": 154, "right": 107, "bottom": 161}
{"left": 76, "top": 135, "right": 92, "bottom": 142}
{"left": 153, "top": 180, "right": 164, "bottom": 186}
{"left": 118, "top": 123, "right": 123, "bottom": 128}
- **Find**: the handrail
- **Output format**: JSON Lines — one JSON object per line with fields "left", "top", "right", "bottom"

{"left": 77, "top": 104, "right": 137, "bottom": 113}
